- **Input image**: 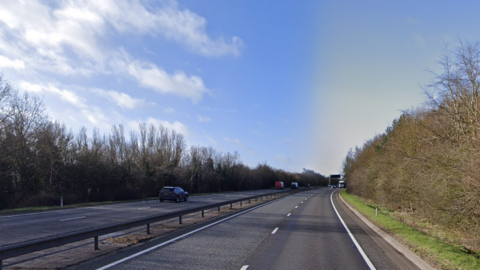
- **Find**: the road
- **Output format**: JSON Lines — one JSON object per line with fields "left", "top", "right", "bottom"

{"left": 0, "top": 189, "right": 285, "bottom": 246}
{"left": 71, "top": 188, "right": 420, "bottom": 270}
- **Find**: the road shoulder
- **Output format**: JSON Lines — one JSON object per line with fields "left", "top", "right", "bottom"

{"left": 336, "top": 191, "right": 435, "bottom": 270}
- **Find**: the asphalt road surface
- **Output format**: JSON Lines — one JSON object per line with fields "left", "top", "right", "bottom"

{"left": 0, "top": 189, "right": 285, "bottom": 246}
{"left": 71, "top": 188, "right": 420, "bottom": 270}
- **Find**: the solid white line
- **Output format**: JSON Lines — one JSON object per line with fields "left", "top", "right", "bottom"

{"left": 240, "top": 265, "right": 249, "bottom": 270}
{"left": 330, "top": 191, "right": 376, "bottom": 270}
{"left": 271, "top": 227, "right": 279, "bottom": 234}
{"left": 60, "top": 216, "right": 86, "bottom": 222}
{"left": 287, "top": 213, "right": 291, "bottom": 217}
{"left": 96, "top": 200, "right": 277, "bottom": 270}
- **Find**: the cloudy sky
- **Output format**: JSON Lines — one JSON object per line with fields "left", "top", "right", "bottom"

{"left": 0, "top": 0, "right": 479, "bottom": 175}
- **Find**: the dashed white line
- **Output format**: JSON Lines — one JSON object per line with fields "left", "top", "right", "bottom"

{"left": 287, "top": 213, "right": 291, "bottom": 217}
{"left": 271, "top": 227, "right": 279, "bottom": 234}
{"left": 295, "top": 206, "right": 298, "bottom": 208}
{"left": 60, "top": 216, "right": 86, "bottom": 222}
{"left": 240, "top": 265, "right": 249, "bottom": 270}
{"left": 95, "top": 199, "right": 279, "bottom": 269}
{"left": 301, "top": 201, "right": 303, "bottom": 204}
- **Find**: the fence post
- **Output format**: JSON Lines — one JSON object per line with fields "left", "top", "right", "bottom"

{"left": 94, "top": 236, "right": 99, "bottom": 250}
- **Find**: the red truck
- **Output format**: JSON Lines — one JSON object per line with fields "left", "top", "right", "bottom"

{"left": 275, "top": 181, "right": 285, "bottom": 190}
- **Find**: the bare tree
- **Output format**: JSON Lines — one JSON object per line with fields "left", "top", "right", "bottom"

{"left": 424, "top": 40, "right": 480, "bottom": 141}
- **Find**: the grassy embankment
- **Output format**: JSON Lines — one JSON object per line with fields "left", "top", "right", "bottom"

{"left": 340, "top": 189, "right": 480, "bottom": 270}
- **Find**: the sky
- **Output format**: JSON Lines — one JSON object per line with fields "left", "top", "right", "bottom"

{"left": 0, "top": 0, "right": 479, "bottom": 176}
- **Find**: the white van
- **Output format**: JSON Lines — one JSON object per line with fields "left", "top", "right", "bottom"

{"left": 291, "top": 182, "right": 299, "bottom": 189}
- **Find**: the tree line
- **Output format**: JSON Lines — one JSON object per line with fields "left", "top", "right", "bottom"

{"left": 0, "top": 75, "right": 327, "bottom": 209}
{"left": 342, "top": 41, "right": 480, "bottom": 251}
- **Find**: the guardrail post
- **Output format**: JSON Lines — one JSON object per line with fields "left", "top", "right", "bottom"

{"left": 94, "top": 236, "right": 99, "bottom": 250}
{"left": 255, "top": 197, "right": 257, "bottom": 202}
{"left": 240, "top": 201, "right": 242, "bottom": 207}
{"left": 147, "top": 223, "right": 150, "bottom": 234}
{"left": 230, "top": 203, "right": 232, "bottom": 209}
{"left": 202, "top": 210, "right": 204, "bottom": 217}
{"left": 179, "top": 215, "right": 182, "bottom": 224}
{"left": 218, "top": 206, "right": 220, "bottom": 212}
{"left": 1, "top": 259, "right": 3, "bottom": 270}
{"left": 248, "top": 199, "right": 251, "bottom": 204}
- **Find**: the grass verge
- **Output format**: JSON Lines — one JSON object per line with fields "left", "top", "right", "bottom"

{"left": 340, "top": 189, "right": 480, "bottom": 270}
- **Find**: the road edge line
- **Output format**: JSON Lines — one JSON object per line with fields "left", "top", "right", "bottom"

{"left": 330, "top": 191, "right": 376, "bottom": 270}
{"left": 337, "top": 191, "right": 435, "bottom": 270}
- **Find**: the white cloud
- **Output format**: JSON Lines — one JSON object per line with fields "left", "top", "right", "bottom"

{"left": 275, "top": 154, "right": 293, "bottom": 163}
{"left": 197, "top": 115, "right": 211, "bottom": 122}
{"left": 93, "top": 88, "right": 148, "bottom": 109}
{"left": 127, "top": 61, "right": 209, "bottom": 102}
{"left": 20, "top": 81, "right": 88, "bottom": 108}
{"left": 128, "top": 117, "right": 193, "bottom": 137}
{"left": 0, "top": 55, "right": 25, "bottom": 69}
{"left": 81, "top": 107, "right": 111, "bottom": 130}
{"left": 151, "top": 2, "right": 243, "bottom": 57}
{"left": 224, "top": 137, "right": 257, "bottom": 156}
{"left": 0, "top": 0, "right": 241, "bottom": 77}
{"left": 163, "top": 107, "right": 176, "bottom": 114}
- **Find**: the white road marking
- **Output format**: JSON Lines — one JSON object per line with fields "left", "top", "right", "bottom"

{"left": 287, "top": 213, "right": 291, "bottom": 217}
{"left": 301, "top": 201, "right": 303, "bottom": 204}
{"left": 240, "top": 265, "right": 249, "bottom": 270}
{"left": 271, "top": 227, "right": 279, "bottom": 234}
{"left": 330, "top": 191, "right": 376, "bottom": 270}
{"left": 137, "top": 207, "right": 150, "bottom": 210}
{"left": 60, "top": 216, "right": 86, "bottom": 222}
{"left": 295, "top": 206, "right": 298, "bottom": 208}
{"left": 96, "top": 198, "right": 280, "bottom": 269}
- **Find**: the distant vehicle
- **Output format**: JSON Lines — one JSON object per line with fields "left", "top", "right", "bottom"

{"left": 275, "top": 181, "right": 285, "bottom": 190}
{"left": 159, "top": 186, "right": 188, "bottom": 203}
{"left": 338, "top": 180, "right": 345, "bottom": 188}
{"left": 291, "top": 182, "right": 299, "bottom": 189}
{"left": 306, "top": 183, "right": 310, "bottom": 188}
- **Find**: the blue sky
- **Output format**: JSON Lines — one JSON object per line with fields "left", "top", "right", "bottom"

{"left": 0, "top": 1, "right": 479, "bottom": 175}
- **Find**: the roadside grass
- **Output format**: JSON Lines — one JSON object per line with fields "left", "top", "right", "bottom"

{"left": 340, "top": 190, "right": 480, "bottom": 270}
